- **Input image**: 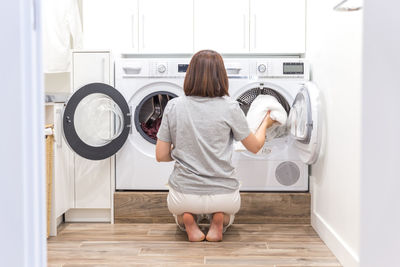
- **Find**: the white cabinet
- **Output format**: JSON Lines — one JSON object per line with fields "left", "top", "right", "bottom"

{"left": 81, "top": 0, "right": 306, "bottom": 54}
{"left": 250, "top": 0, "right": 305, "bottom": 53}
{"left": 74, "top": 156, "right": 111, "bottom": 208}
{"left": 46, "top": 51, "right": 115, "bottom": 227}
{"left": 53, "top": 105, "right": 75, "bottom": 218}
{"left": 47, "top": 103, "right": 75, "bottom": 236}
{"left": 82, "top": 0, "right": 138, "bottom": 52}
{"left": 72, "top": 52, "right": 110, "bottom": 91}
{"left": 71, "top": 51, "right": 112, "bottom": 211}
{"left": 194, "top": 0, "right": 249, "bottom": 53}
{"left": 138, "top": 0, "right": 193, "bottom": 53}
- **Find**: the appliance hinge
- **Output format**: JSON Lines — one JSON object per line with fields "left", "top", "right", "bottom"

{"left": 127, "top": 106, "right": 133, "bottom": 134}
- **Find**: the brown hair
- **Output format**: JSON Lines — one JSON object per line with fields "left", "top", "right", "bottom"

{"left": 184, "top": 50, "right": 229, "bottom": 97}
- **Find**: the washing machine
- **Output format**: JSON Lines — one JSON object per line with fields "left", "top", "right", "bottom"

{"left": 114, "top": 56, "right": 190, "bottom": 190}
{"left": 224, "top": 57, "right": 321, "bottom": 191}
{"left": 62, "top": 56, "right": 190, "bottom": 190}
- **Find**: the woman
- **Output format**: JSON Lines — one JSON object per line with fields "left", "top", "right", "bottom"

{"left": 156, "top": 50, "right": 274, "bottom": 242}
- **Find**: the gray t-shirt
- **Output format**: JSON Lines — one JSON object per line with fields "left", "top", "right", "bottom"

{"left": 156, "top": 95, "right": 250, "bottom": 195}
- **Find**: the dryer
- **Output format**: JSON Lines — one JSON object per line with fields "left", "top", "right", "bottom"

{"left": 224, "top": 57, "right": 321, "bottom": 191}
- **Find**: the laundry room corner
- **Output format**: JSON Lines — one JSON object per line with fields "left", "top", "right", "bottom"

{"left": 306, "top": 0, "right": 362, "bottom": 266}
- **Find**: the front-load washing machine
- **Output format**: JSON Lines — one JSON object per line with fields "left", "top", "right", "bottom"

{"left": 62, "top": 55, "right": 190, "bottom": 190}
{"left": 224, "top": 57, "right": 321, "bottom": 191}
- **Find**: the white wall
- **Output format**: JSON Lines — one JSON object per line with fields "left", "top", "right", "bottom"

{"left": 0, "top": 0, "right": 46, "bottom": 266}
{"left": 45, "top": 73, "right": 71, "bottom": 93}
{"left": 306, "top": 1, "right": 362, "bottom": 266}
{"left": 360, "top": 0, "right": 400, "bottom": 266}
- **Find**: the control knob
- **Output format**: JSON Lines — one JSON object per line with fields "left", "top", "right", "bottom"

{"left": 157, "top": 64, "right": 166, "bottom": 73}
{"left": 258, "top": 64, "right": 267, "bottom": 73}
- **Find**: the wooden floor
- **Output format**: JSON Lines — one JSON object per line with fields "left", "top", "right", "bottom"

{"left": 48, "top": 223, "right": 341, "bottom": 266}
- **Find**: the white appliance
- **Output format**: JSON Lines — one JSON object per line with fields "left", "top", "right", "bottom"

{"left": 225, "top": 57, "right": 321, "bottom": 191}
{"left": 114, "top": 57, "right": 189, "bottom": 189}
{"left": 62, "top": 56, "right": 320, "bottom": 192}
{"left": 62, "top": 56, "right": 189, "bottom": 190}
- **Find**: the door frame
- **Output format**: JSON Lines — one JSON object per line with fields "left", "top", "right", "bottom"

{"left": 0, "top": 0, "right": 46, "bottom": 266}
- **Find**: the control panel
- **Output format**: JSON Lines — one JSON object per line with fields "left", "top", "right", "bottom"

{"left": 116, "top": 58, "right": 191, "bottom": 78}
{"left": 255, "top": 59, "right": 309, "bottom": 79}
{"left": 115, "top": 57, "right": 309, "bottom": 80}
{"left": 150, "top": 61, "right": 190, "bottom": 77}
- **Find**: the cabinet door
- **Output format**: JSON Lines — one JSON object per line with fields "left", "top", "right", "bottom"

{"left": 74, "top": 156, "right": 111, "bottom": 208}
{"left": 194, "top": 0, "right": 249, "bottom": 53}
{"left": 54, "top": 105, "right": 74, "bottom": 217}
{"left": 72, "top": 52, "right": 112, "bottom": 209}
{"left": 82, "top": 0, "right": 138, "bottom": 52}
{"left": 72, "top": 52, "right": 110, "bottom": 92}
{"left": 250, "top": 0, "right": 305, "bottom": 53}
{"left": 138, "top": 0, "right": 193, "bottom": 53}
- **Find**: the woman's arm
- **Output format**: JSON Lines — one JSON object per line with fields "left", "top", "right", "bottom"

{"left": 241, "top": 112, "right": 275, "bottom": 154}
{"left": 155, "top": 139, "right": 174, "bottom": 162}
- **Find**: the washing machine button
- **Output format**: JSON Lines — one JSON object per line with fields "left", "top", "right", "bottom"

{"left": 157, "top": 64, "right": 167, "bottom": 73}
{"left": 258, "top": 64, "right": 267, "bottom": 73}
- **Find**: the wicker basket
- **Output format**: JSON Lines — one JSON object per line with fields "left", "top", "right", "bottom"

{"left": 45, "top": 124, "right": 54, "bottom": 238}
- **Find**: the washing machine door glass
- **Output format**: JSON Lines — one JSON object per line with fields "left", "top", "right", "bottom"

{"left": 63, "top": 83, "right": 130, "bottom": 160}
{"left": 134, "top": 91, "right": 177, "bottom": 144}
{"left": 288, "top": 82, "right": 321, "bottom": 164}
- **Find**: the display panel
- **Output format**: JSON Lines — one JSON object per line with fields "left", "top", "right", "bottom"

{"left": 178, "top": 64, "right": 189, "bottom": 73}
{"left": 283, "top": 62, "right": 304, "bottom": 74}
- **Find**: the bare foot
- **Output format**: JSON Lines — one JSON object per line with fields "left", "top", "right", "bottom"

{"left": 206, "top": 212, "right": 224, "bottom": 242}
{"left": 223, "top": 213, "right": 230, "bottom": 226}
{"left": 183, "top": 213, "right": 205, "bottom": 242}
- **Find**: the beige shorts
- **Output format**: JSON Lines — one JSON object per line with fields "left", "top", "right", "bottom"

{"left": 167, "top": 187, "right": 241, "bottom": 232}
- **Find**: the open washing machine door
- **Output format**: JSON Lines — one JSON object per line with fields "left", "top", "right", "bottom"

{"left": 288, "top": 82, "right": 321, "bottom": 164}
{"left": 62, "top": 83, "right": 131, "bottom": 160}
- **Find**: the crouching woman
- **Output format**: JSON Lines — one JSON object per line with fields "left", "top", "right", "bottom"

{"left": 155, "top": 50, "right": 274, "bottom": 242}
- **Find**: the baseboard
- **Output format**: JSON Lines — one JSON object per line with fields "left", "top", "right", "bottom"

{"left": 114, "top": 191, "right": 310, "bottom": 224}
{"left": 65, "top": 208, "right": 111, "bottom": 222}
{"left": 56, "top": 214, "right": 63, "bottom": 227}
{"left": 311, "top": 211, "right": 359, "bottom": 267}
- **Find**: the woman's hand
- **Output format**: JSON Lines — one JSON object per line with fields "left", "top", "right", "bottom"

{"left": 240, "top": 111, "right": 277, "bottom": 154}
{"left": 261, "top": 111, "right": 276, "bottom": 129}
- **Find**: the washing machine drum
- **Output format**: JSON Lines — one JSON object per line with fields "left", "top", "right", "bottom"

{"left": 236, "top": 87, "right": 291, "bottom": 140}
{"left": 236, "top": 87, "right": 291, "bottom": 116}
{"left": 135, "top": 91, "right": 177, "bottom": 144}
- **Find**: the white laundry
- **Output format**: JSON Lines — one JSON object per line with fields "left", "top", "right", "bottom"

{"left": 42, "top": 0, "right": 83, "bottom": 73}
{"left": 235, "top": 95, "right": 288, "bottom": 152}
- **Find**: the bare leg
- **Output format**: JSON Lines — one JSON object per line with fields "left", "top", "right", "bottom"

{"left": 183, "top": 213, "right": 205, "bottom": 242}
{"left": 206, "top": 212, "right": 224, "bottom": 242}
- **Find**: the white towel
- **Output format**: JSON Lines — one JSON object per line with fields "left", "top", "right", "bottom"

{"left": 42, "top": 0, "right": 83, "bottom": 73}
{"left": 235, "top": 95, "right": 288, "bottom": 152}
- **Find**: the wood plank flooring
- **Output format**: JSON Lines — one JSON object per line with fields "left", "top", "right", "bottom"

{"left": 114, "top": 192, "right": 311, "bottom": 224}
{"left": 48, "top": 223, "right": 341, "bottom": 266}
